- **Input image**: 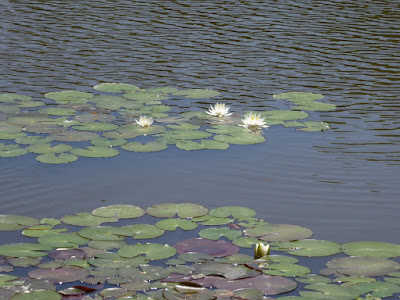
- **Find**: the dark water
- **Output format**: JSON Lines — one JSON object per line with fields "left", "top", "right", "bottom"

{"left": 0, "top": 0, "right": 399, "bottom": 243}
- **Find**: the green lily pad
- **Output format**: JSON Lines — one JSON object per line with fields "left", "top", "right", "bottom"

{"left": 89, "top": 252, "right": 147, "bottom": 268}
{"left": 192, "top": 215, "right": 234, "bottom": 226}
{"left": 194, "top": 262, "right": 260, "bottom": 280}
{"left": 46, "top": 117, "right": 79, "bottom": 127}
{"left": 103, "top": 130, "right": 140, "bottom": 139}
{"left": 74, "top": 113, "right": 116, "bottom": 123}
{"left": 352, "top": 282, "right": 400, "bottom": 298}
{"left": 27, "top": 143, "right": 72, "bottom": 154}
{"left": 245, "top": 224, "right": 313, "bottom": 242}
{"left": 14, "top": 136, "right": 52, "bottom": 145}
{"left": 283, "top": 121, "right": 306, "bottom": 128}
{"left": 78, "top": 226, "right": 127, "bottom": 241}
{"left": 272, "top": 239, "right": 341, "bottom": 257}
{"left": 11, "top": 290, "right": 61, "bottom": 300}
{"left": 72, "top": 122, "right": 118, "bottom": 131}
{"left": 61, "top": 212, "right": 118, "bottom": 226}
{"left": 88, "top": 240, "right": 128, "bottom": 250}
{"left": 167, "top": 123, "right": 200, "bottom": 130}
{"left": 341, "top": 241, "right": 400, "bottom": 258}
{"left": 93, "top": 82, "right": 141, "bottom": 93}
{"left": 0, "top": 215, "right": 39, "bottom": 231}
{"left": 22, "top": 227, "right": 67, "bottom": 238}
{"left": 39, "top": 107, "right": 76, "bottom": 116}
{"left": 209, "top": 206, "right": 256, "bottom": 219}
{"left": 99, "top": 288, "right": 136, "bottom": 298}
{"left": 7, "top": 116, "right": 53, "bottom": 126}
{"left": 178, "top": 253, "right": 214, "bottom": 263}
{"left": 262, "top": 263, "right": 311, "bottom": 277}
{"left": 118, "top": 123, "right": 166, "bottom": 135}
{"left": 292, "top": 102, "right": 336, "bottom": 111}
{"left": 0, "top": 93, "right": 31, "bottom": 103}
{"left": 161, "top": 129, "right": 212, "bottom": 140}
{"left": 214, "top": 132, "right": 265, "bottom": 145}
{"left": 146, "top": 203, "right": 209, "bottom": 218}
{"left": 303, "top": 283, "right": 361, "bottom": 300}
{"left": 38, "top": 233, "right": 88, "bottom": 248}
{"left": 121, "top": 224, "right": 165, "bottom": 239}
{"left": 22, "top": 124, "right": 66, "bottom": 134}
{"left": 199, "top": 227, "right": 242, "bottom": 240}
{"left": 124, "top": 92, "right": 169, "bottom": 102}
{"left": 180, "top": 111, "right": 209, "bottom": 119}
{"left": 28, "top": 266, "right": 89, "bottom": 283}
{"left": 0, "top": 105, "right": 20, "bottom": 114}
{"left": 295, "top": 274, "right": 331, "bottom": 285}
{"left": 36, "top": 153, "right": 78, "bottom": 164}
{"left": 92, "top": 205, "right": 145, "bottom": 219}
{"left": 140, "top": 105, "right": 171, "bottom": 113}
{"left": 176, "top": 140, "right": 229, "bottom": 151}
{"left": 333, "top": 276, "right": 376, "bottom": 286}
{"left": 45, "top": 91, "right": 94, "bottom": 103}
{"left": 261, "top": 110, "right": 309, "bottom": 121}
{"left": 273, "top": 92, "right": 324, "bottom": 103}
{"left": 0, "top": 144, "right": 27, "bottom": 157}
{"left": 213, "top": 254, "right": 254, "bottom": 264}
{"left": 70, "top": 146, "right": 119, "bottom": 157}
{"left": 121, "top": 141, "right": 168, "bottom": 152}
{"left": 48, "top": 131, "right": 100, "bottom": 142}
{"left": 147, "top": 87, "right": 179, "bottom": 94}
{"left": 0, "top": 243, "right": 52, "bottom": 257}
{"left": 95, "top": 96, "right": 143, "bottom": 110}
{"left": 298, "top": 121, "right": 330, "bottom": 132}
{"left": 232, "top": 237, "right": 260, "bottom": 248}
{"left": 173, "top": 89, "right": 220, "bottom": 99}
{"left": 7, "top": 257, "right": 41, "bottom": 268}
{"left": 118, "top": 243, "right": 176, "bottom": 260}
{"left": 90, "top": 137, "right": 127, "bottom": 147}
{"left": 323, "top": 256, "right": 400, "bottom": 277}
{"left": 155, "top": 219, "right": 198, "bottom": 231}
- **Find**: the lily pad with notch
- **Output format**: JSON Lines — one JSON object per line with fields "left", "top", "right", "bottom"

{"left": 341, "top": 241, "right": 400, "bottom": 258}
{"left": 198, "top": 227, "right": 242, "bottom": 240}
{"left": 48, "top": 131, "right": 100, "bottom": 142}
{"left": 36, "top": 153, "right": 78, "bottom": 164}
{"left": 92, "top": 205, "right": 145, "bottom": 219}
{"left": 121, "top": 141, "right": 168, "bottom": 152}
{"left": 118, "top": 243, "right": 176, "bottom": 260}
{"left": 175, "top": 238, "right": 239, "bottom": 257}
{"left": 244, "top": 224, "right": 313, "bottom": 242}
{"left": 176, "top": 140, "right": 229, "bottom": 151}
{"left": 146, "top": 203, "right": 209, "bottom": 218}
{"left": 155, "top": 219, "right": 198, "bottom": 231}
{"left": 93, "top": 83, "right": 141, "bottom": 93}
{"left": 61, "top": 212, "right": 118, "bottom": 227}
{"left": 272, "top": 239, "right": 341, "bottom": 257}
{"left": 44, "top": 91, "right": 94, "bottom": 103}
{"left": 70, "top": 146, "right": 119, "bottom": 158}
{"left": 0, "top": 215, "right": 39, "bottom": 231}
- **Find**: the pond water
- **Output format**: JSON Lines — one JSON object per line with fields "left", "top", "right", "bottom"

{"left": 1, "top": 0, "right": 399, "bottom": 244}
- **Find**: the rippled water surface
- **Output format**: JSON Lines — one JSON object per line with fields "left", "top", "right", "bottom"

{"left": 1, "top": 0, "right": 399, "bottom": 243}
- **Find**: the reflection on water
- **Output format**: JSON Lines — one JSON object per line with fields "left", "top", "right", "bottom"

{"left": 0, "top": 0, "right": 399, "bottom": 243}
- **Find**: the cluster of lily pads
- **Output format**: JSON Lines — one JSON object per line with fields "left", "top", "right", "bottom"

{"left": 0, "top": 84, "right": 336, "bottom": 164}
{"left": 0, "top": 203, "right": 399, "bottom": 299}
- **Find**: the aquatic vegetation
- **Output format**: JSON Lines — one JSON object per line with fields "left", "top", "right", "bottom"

{"left": 0, "top": 85, "right": 336, "bottom": 164}
{"left": 206, "top": 102, "right": 233, "bottom": 117}
{"left": 0, "top": 203, "right": 399, "bottom": 299}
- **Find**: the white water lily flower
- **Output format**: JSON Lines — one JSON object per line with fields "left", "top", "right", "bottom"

{"left": 238, "top": 112, "right": 269, "bottom": 129}
{"left": 135, "top": 115, "right": 154, "bottom": 127}
{"left": 206, "top": 103, "right": 233, "bottom": 117}
{"left": 254, "top": 242, "right": 270, "bottom": 259}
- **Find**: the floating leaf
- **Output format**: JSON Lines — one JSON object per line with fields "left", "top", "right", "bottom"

{"left": 352, "top": 282, "right": 400, "bottom": 298}
{"left": 14, "top": 136, "right": 52, "bottom": 145}
{"left": 29, "top": 266, "right": 89, "bottom": 283}
{"left": 209, "top": 206, "right": 256, "bottom": 219}
{"left": 72, "top": 122, "right": 118, "bottom": 131}
{"left": 121, "top": 224, "right": 165, "bottom": 239}
{"left": 88, "top": 240, "right": 128, "bottom": 250}
{"left": 118, "top": 123, "right": 166, "bottom": 135}
{"left": 167, "top": 123, "right": 200, "bottom": 130}
{"left": 124, "top": 92, "right": 169, "bottom": 102}
{"left": 245, "top": 224, "right": 313, "bottom": 242}
{"left": 92, "top": 205, "right": 145, "bottom": 219}
{"left": 303, "top": 283, "right": 361, "bottom": 300}
{"left": 11, "top": 290, "right": 62, "bottom": 300}
{"left": 36, "top": 153, "right": 78, "bottom": 164}
{"left": 121, "top": 141, "right": 168, "bottom": 152}
{"left": 296, "top": 274, "right": 331, "bottom": 284}
{"left": 214, "top": 132, "right": 265, "bottom": 145}
{"left": 146, "top": 203, "right": 209, "bottom": 218}
{"left": 292, "top": 102, "right": 336, "bottom": 111}
{"left": 95, "top": 96, "right": 143, "bottom": 110}
{"left": 180, "top": 111, "right": 209, "bottom": 119}
{"left": 173, "top": 89, "right": 220, "bottom": 99}
{"left": 147, "top": 87, "right": 179, "bottom": 94}
{"left": 140, "top": 104, "right": 171, "bottom": 113}
{"left": 93, "top": 82, "right": 140, "bottom": 93}
{"left": 48, "top": 131, "right": 100, "bottom": 142}
{"left": 261, "top": 110, "right": 309, "bottom": 122}
{"left": 45, "top": 91, "right": 94, "bottom": 103}
{"left": 272, "top": 239, "right": 341, "bottom": 257}
{"left": 193, "top": 262, "right": 260, "bottom": 280}
{"left": 333, "top": 276, "right": 376, "bottom": 286}
{"left": 178, "top": 253, "right": 214, "bottom": 263}
{"left": 155, "top": 219, "right": 198, "bottom": 231}
{"left": 232, "top": 237, "right": 260, "bottom": 248}
{"left": 0, "top": 93, "right": 31, "bottom": 103}
{"left": 78, "top": 226, "right": 127, "bottom": 241}
{"left": 61, "top": 212, "right": 118, "bottom": 226}
{"left": 38, "top": 233, "right": 88, "bottom": 248}
{"left": 273, "top": 92, "right": 324, "bottom": 103}
{"left": 0, "top": 243, "right": 52, "bottom": 257}
{"left": 175, "top": 238, "right": 239, "bottom": 257}
{"left": 161, "top": 129, "right": 212, "bottom": 140}
{"left": 0, "top": 144, "right": 27, "bottom": 158}
{"left": 323, "top": 256, "right": 400, "bottom": 277}
{"left": 39, "top": 107, "right": 76, "bottom": 116}
{"left": 176, "top": 140, "right": 229, "bottom": 151}
{"left": 0, "top": 215, "right": 39, "bottom": 231}
{"left": 118, "top": 243, "right": 176, "bottom": 260}
{"left": 283, "top": 121, "right": 305, "bottom": 128}
{"left": 22, "top": 227, "right": 67, "bottom": 238}
{"left": 341, "top": 241, "right": 400, "bottom": 258}
{"left": 70, "top": 146, "right": 119, "bottom": 157}
{"left": 262, "top": 263, "right": 311, "bottom": 277}
{"left": 48, "top": 249, "right": 86, "bottom": 260}
{"left": 74, "top": 113, "right": 116, "bottom": 123}
{"left": 215, "top": 274, "right": 297, "bottom": 296}
{"left": 213, "top": 254, "right": 254, "bottom": 264}
{"left": 193, "top": 215, "right": 234, "bottom": 226}
{"left": 298, "top": 121, "right": 330, "bottom": 132}
{"left": 99, "top": 288, "right": 136, "bottom": 298}
{"left": 198, "top": 227, "right": 242, "bottom": 240}
{"left": 89, "top": 252, "right": 147, "bottom": 268}
{"left": 27, "top": 143, "right": 72, "bottom": 154}
{"left": 90, "top": 137, "right": 127, "bottom": 147}
{"left": 8, "top": 257, "right": 41, "bottom": 268}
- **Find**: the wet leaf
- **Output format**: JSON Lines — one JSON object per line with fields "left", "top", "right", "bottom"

{"left": 303, "top": 283, "right": 361, "bottom": 299}
{"left": 27, "top": 143, "right": 72, "bottom": 154}
{"left": 0, "top": 215, "right": 39, "bottom": 231}
{"left": 214, "top": 132, "right": 265, "bottom": 145}
{"left": 341, "top": 241, "right": 400, "bottom": 258}
{"left": 176, "top": 140, "right": 229, "bottom": 151}
{"left": 155, "top": 219, "right": 198, "bottom": 231}
{"left": 49, "top": 131, "right": 100, "bottom": 142}
{"left": 38, "top": 233, "right": 88, "bottom": 248}
{"left": 0, "top": 243, "right": 52, "bottom": 257}
{"left": 121, "top": 141, "right": 168, "bottom": 152}
{"left": 92, "top": 205, "right": 145, "bottom": 219}
{"left": 0, "top": 144, "right": 27, "bottom": 157}
{"left": 36, "top": 153, "right": 78, "bottom": 164}
{"left": 146, "top": 203, "right": 209, "bottom": 218}
{"left": 70, "top": 146, "right": 119, "bottom": 157}
{"left": 45, "top": 91, "right": 94, "bottom": 103}
{"left": 244, "top": 224, "right": 313, "bottom": 242}
{"left": 61, "top": 212, "right": 118, "bottom": 226}
{"left": 272, "top": 239, "right": 341, "bottom": 257}
{"left": 209, "top": 206, "right": 256, "bottom": 219}
{"left": 90, "top": 137, "right": 127, "bottom": 147}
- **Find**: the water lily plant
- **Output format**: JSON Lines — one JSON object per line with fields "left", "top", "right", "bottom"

{"left": 206, "top": 103, "right": 233, "bottom": 117}
{"left": 239, "top": 112, "right": 269, "bottom": 130}
{"left": 254, "top": 242, "right": 270, "bottom": 259}
{"left": 135, "top": 115, "right": 154, "bottom": 127}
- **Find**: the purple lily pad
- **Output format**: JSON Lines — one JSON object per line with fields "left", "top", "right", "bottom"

{"left": 215, "top": 274, "right": 297, "bottom": 295}
{"left": 28, "top": 266, "right": 90, "bottom": 283}
{"left": 175, "top": 238, "right": 239, "bottom": 257}
{"left": 48, "top": 249, "right": 86, "bottom": 260}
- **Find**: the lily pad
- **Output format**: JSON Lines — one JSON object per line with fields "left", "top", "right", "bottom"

{"left": 341, "top": 241, "right": 400, "bottom": 258}
{"left": 70, "top": 146, "right": 119, "bottom": 157}
{"left": 0, "top": 144, "right": 27, "bottom": 157}
{"left": 176, "top": 140, "right": 229, "bottom": 151}
{"left": 0, "top": 243, "right": 52, "bottom": 257}
{"left": 121, "top": 141, "right": 168, "bottom": 152}
{"left": 28, "top": 266, "right": 89, "bottom": 283}
{"left": 272, "top": 239, "right": 341, "bottom": 257}
{"left": 146, "top": 203, "right": 209, "bottom": 218}
{"left": 45, "top": 91, "right": 94, "bottom": 103}
{"left": 298, "top": 121, "right": 330, "bottom": 132}
{"left": 48, "top": 131, "right": 100, "bottom": 142}
{"left": 161, "top": 129, "right": 212, "bottom": 140}
{"left": 323, "top": 256, "right": 400, "bottom": 277}
{"left": 167, "top": 123, "right": 200, "bottom": 130}
{"left": 193, "top": 262, "right": 260, "bottom": 280}
{"left": 215, "top": 274, "right": 297, "bottom": 296}
{"left": 0, "top": 93, "right": 31, "bottom": 103}
{"left": 11, "top": 290, "right": 61, "bottom": 300}
{"left": 198, "top": 227, "right": 242, "bottom": 240}
{"left": 121, "top": 224, "right": 165, "bottom": 239}
{"left": 214, "top": 132, "right": 265, "bottom": 145}
{"left": 88, "top": 240, "right": 128, "bottom": 250}
{"left": 39, "top": 107, "right": 76, "bottom": 116}
{"left": 118, "top": 243, "right": 176, "bottom": 260}
{"left": 78, "top": 226, "right": 128, "bottom": 241}
{"left": 36, "top": 153, "right": 78, "bottom": 164}
{"left": 155, "top": 219, "right": 198, "bottom": 231}
{"left": 175, "top": 238, "right": 239, "bottom": 257}
{"left": 74, "top": 113, "right": 116, "bottom": 123}
{"left": 118, "top": 123, "right": 166, "bottom": 135}
{"left": 27, "top": 143, "right": 72, "bottom": 154}
{"left": 95, "top": 96, "right": 143, "bottom": 110}
{"left": 92, "top": 205, "right": 145, "bottom": 219}
{"left": 303, "top": 283, "right": 361, "bottom": 300}
{"left": 14, "top": 136, "right": 52, "bottom": 145}
{"left": 262, "top": 263, "right": 311, "bottom": 277}
{"left": 273, "top": 92, "right": 324, "bottom": 103}
{"left": 352, "top": 282, "right": 400, "bottom": 298}
{"left": 245, "top": 224, "right": 313, "bottom": 242}
{"left": 124, "top": 92, "right": 169, "bottom": 102}
{"left": 93, "top": 83, "right": 140, "bottom": 93}
{"left": 232, "top": 237, "right": 260, "bottom": 248}
{"left": 38, "top": 233, "right": 88, "bottom": 248}
{"left": 90, "top": 137, "right": 127, "bottom": 147}
{"left": 209, "top": 206, "right": 256, "bottom": 219}
{"left": 0, "top": 215, "right": 39, "bottom": 231}
{"left": 61, "top": 212, "right": 118, "bottom": 226}
{"left": 72, "top": 122, "right": 118, "bottom": 131}
{"left": 261, "top": 110, "right": 309, "bottom": 122}
{"left": 48, "top": 249, "right": 86, "bottom": 260}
